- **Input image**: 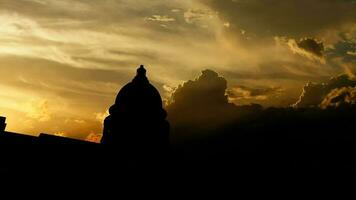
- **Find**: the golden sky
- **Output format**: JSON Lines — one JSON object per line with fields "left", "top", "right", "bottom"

{"left": 0, "top": 0, "right": 355, "bottom": 140}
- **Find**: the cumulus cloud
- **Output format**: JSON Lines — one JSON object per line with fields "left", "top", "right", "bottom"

{"left": 168, "top": 69, "right": 229, "bottom": 107}
{"left": 167, "top": 70, "right": 234, "bottom": 127}
{"left": 166, "top": 69, "right": 263, "bottom": 135}
{"left": 288, "top": 38, "right": 325, "bottom": 63}
{"left": 320, "top": 86, "right": 356, "bottom": 109}
{"left": 294, "top": 74, "right": 356, "bottom": 108}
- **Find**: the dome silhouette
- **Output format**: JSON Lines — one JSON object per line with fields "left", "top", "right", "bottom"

{"left": 112, "top": 65, "right": 166, "bottom": 119}
{"left": 101, "top": 65, "right": 169, "bottom": 156}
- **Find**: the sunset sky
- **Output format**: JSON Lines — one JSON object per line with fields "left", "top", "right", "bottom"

{"left": 0, "top": 0, "right": 356, "bottom": 140}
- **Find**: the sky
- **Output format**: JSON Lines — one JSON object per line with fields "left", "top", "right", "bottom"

{"left": 0, "top": 0, "right": 356, "bottom": 140}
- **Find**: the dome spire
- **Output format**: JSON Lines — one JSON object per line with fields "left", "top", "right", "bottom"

{"left": 133, "top": 65, "right": 148, "bottom": 83}
{"left": 137, "top": 65, "right": 146, "bottom": 76}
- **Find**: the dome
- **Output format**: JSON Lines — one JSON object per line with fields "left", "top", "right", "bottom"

{"left": 111, "top": 65, "right": 164, "bottom": 117}
{"left": 101, "top": 65, "right": 170, "bottom": 147}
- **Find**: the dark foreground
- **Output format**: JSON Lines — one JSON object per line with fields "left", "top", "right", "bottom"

{"left": 1, "top": 133, "right": 355, "bottom": 179}
{"left": 1, "top": 107, "right": 356, "bottom": 180}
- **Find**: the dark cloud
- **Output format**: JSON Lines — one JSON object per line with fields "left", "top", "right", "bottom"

{"left": 167, "top": 69, "right": 234, "bottom": 127}
{"left": 320, "top": 86, "right": 356, "bottom": 109}
{"left": 166, "top": 69, "right": 263, "bottom": 140}
{"left": 168, "top": 69, "right": 229, "bottom": 108}
{"left": 203, "top": 0, "right": 356, "bottom": 37}
{"left": 293, "top": 74, "right": 356, "bottom": 107}
{"left": 296, "top": 38, "right": 324, "bottom": 58}
{"left": 287, "top": 38, "right": 326, "bottom": 63}
{"left": 327, "top": 39, "right": 356, "bottom": 62}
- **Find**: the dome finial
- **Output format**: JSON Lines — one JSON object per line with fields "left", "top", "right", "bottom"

{"left": 137, "top": 65, "right": 146, "bottom": 76}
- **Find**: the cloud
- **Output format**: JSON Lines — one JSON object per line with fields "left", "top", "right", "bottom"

{"left": 167, "top": 70, "right": 234, "bottom": 128}
{"left": 183, "top": 9, "right": 217, "bottom": 25}
{"left": 85, "top": 132, "right": 102, "bottom": 143}
{"left": 327, "top": 39, "right": 356, "bottom": 62}
{"left": 294, "top": 74, "right": 356, "bottom": 108}
{"left": 171, "top": 9, "right": 181, "bottom": 13}
{"left": 95, "top": 111, "right": 109, "bottom": 123}
{"left": 224, "top": 81, "right": 299, "bottom": 107}
{"left": 227, "top": 85, "right": 284, "bottom": 102}
{"left": 145, "top": 15, "right": 176, "bottom": 22}
{"left": 203, "top": 0, "right": 356, "bottom": 37}
{"left": 74, "top": 119, "right": 85, "bottom": 124}
{"left": 347, "top": 51, "right": 356, "bottom": 56}
{"left": 288, "top": 38, "right": 325, "bottom": 63}
{"left": 168, "top": 69, "right": 229, "bottom": 107}
{"left": 24, "top": 99, "right": 51, "bottom": 122}
{"left": 51, "top": 117, "right": 103, "bottom": 140}
{"left": 320, "top": 86, "right": 356, "bottom": 109}
{"left": 0, "top": 56, "right": 124, "bottom": 136}
{"left": 54, "top": 132, "right": 66, "bottom": 137}
{"left": 166, "top": 69, "right": 263, "bottom": 137}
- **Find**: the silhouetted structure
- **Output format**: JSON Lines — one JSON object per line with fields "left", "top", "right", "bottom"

{"left": 101, "top": 65, "right": 170, "bottom": 156}
{"left": 2, "top": 67, "right": 356, "bottom": 177}
{"left": 0, "top": 117, "right": 6, "bottom": 132}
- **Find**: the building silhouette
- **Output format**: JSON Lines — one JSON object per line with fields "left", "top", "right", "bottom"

{"left": 101, "top": 65, "right": 170, "bottom": 156}
{"left": 2, "top": 65, "right": 356, "bottom": 176}
{"left": 0, "top": 65, "right": 170, "bottom": 172}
